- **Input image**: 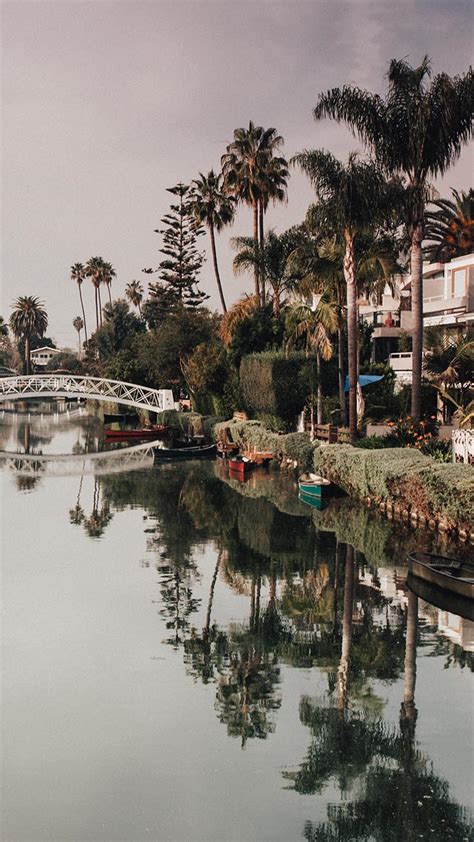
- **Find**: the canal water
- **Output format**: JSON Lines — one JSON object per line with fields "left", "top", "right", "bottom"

{"left": 1, "top": 402, "right": 473, "bottom": 841}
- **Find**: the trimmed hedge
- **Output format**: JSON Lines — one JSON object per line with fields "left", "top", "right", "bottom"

{"left": 239, "top": 352, "right": 311, "bottom": 423}
{"left": 313, "top": 445, "right": 474, "bottom": 531}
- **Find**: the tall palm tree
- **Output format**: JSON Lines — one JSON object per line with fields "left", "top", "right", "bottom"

{"left": 221, "top": 122, "right": 287, "bottom": 304}
{"left": 10, "top": 295, "right": 48, "bottom": 374}
{"left": 292, "top": 150, "right": 388, "bottom": 441}
{"left": 70, "top": 263, "right": 88, "bottom": 343}
{"left": 313, "top": 56, "right": 474, "bottom": 420}
{"left": 102, "top": 261, "right": 116, "bottom": 306}
{"left": 85, "top": 256, "right": 105, "bottom": 330}
{"left": 73, "top": 316, "right": 84, "bottom": 358}
{"left": 231, "top": 228, "right": 303, "bottom": 316}
{"left": 287, "top": 290, "right": 339, "bottom": 427}
{"left": 425, "top": 188, "right": 474, "bottom": 263}
{"left": 190, "top": 170, "right": 235, "bottom": 313}
{"left": 125, "top": 280, "right": 144, "bottom": 315}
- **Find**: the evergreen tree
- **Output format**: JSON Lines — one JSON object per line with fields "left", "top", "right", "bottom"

{"left": 155, "top": 183, "right": 208, "bottom": 308}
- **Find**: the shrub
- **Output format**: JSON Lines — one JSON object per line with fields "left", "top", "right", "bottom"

{"left": 313, "top": 444, "right": 473, "bottom": 530}
{"left": 214, "top": 419, "right": 319, "bottom": 470}
{"left": 239, "top": 352, "right": 311, "bottom": 424}
{"left": 386, "top": 415, "right": 439, "bottom": 448}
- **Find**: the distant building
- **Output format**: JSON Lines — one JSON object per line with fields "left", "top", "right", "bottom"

{"left": 30, "top": 346, "right": 61, "bottom": 368}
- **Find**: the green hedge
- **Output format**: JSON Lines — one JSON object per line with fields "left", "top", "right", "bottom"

{"left": 239, "top": 352, "right": 311, "bottom": 424}
{"left": 313, "top": 445, "right": 474, "bottom": 531}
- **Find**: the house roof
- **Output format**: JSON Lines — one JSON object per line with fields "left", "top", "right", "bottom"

{"left": 30, "top": 346, "right": 60, "bottom": 355}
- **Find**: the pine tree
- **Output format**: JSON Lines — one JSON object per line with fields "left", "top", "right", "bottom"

{"left": 155, "top": 183, "right": 208, "bottom": 308}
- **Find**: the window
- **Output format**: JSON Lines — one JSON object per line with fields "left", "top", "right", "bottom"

{"left": 451, "top": 268, "right": 466, "bottom": 297}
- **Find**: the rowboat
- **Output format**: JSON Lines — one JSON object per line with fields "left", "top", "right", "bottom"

{"left": 407, "top": 552, "right": 474, "bottom": 601}
{"left": 298, "top": 472, "right": 332, "bottom": 498}
{"left": 298, "top": 490, "right": 327, "bottom": 510}
{"left": 105, "top": 426, "right": 167, "bottom": 441}
{"left": 407, "top": 572, "right": 474, "bottom": 622}
{"left": 229, "top": 455, "right": 253, "bottom": 475}
{"left": 154, "top": 442, "right": 216, "bottom": 460}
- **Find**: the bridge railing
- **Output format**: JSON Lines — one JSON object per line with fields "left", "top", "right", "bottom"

{"left": 0, "top": 375, "right": 174, "bottom": 414}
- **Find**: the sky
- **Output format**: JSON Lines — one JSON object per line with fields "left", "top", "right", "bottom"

{"left": 1, "top": 0, "right": 473, "bottom": 347}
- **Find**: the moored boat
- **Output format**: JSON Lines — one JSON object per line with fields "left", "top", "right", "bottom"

{"left": 407, "top": 552, "right": 474, "bottom": 601}
{"left": 298, "top": 472, "right": 332, "bottom": 497}
{"left": 298, "top": 490, "right": 327, "bottom": 510}
{"left": 229, "top": 455, "right": 253, "bottom": 475}
{"left": 154, "top": 442, "right": 216, "bottom": 460}
{"left": 105, "top": 426, "right": 167, "bottom": 441}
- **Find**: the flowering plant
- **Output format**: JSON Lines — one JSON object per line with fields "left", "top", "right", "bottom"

{"left": 386, "top": 415, "right": 439, "bottom": 450}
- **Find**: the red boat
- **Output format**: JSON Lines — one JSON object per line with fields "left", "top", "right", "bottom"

{"left": 105, "top": 426, "right": 167, "bottom": 441}
{"left": 229, "top": 456, "right": 253, "bottom": 476}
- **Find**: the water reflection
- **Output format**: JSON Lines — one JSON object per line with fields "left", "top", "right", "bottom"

{"left": 2, "top": 414, "right": 473, "bottom": 840}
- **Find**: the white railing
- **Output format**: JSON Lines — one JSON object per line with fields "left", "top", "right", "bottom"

{"left": 0, "top": 375, "right": 174, "bottom": 415}
{"left": 452, "top": 429, "right": 474, "bottom": 465}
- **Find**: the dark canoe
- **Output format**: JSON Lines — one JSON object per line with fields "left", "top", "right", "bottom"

{"left": 407, "top": 552, "right": 474, "bottom": 600}
{"left": 407, "top": 572, "right": 474, "bottom": 622}
{"left": 154, "top": 443, "right": 216, "bottom": 460}
{"left": 105, "top": 427, "right": 167, "bottom": 440}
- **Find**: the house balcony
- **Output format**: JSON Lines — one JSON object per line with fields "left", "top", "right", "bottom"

{"left": 423, "top": 293, "right": 467, "bottom": 315}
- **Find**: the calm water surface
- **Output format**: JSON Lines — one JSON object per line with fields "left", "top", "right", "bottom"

{"left": 1, "top": 403, "right": 473, "bottom": 842}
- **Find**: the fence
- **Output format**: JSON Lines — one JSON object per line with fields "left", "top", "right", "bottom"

{"left": 452, "top": 429, "right": 474, "bottom": 465}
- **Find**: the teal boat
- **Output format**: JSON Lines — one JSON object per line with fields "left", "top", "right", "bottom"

{"left": 299, "top": 491, "right": 327, "bottom": 510}
{"left": 298, "top": 472, "right": 332, "bottom": 498}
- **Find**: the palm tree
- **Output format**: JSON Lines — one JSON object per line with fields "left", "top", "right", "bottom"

{"left": 190, "top": 171, "right": 235, "bottom": 313}
{"left": 313, "top": 56, "right": 474, "bottom": 420}
{"left": 125, "top": 280, "right": 144, "bottom": 315}
{"left": 10, "top": 296, "right": 48, "bottom": 374}
{"left": 85, "top": 256, "right": 105, "bottom": 330}
{"left": 102, "top": 261, "right": 116, "bottom": 306}
{"left": 292, "top": 150, "right": 388, "bottom": 441}
{"left": 219, "top": 293, "right": 260, "bottom": 345}
{"left": 287, "top": 290, "right": 339, "bottom": 427}
{"left": 222, "top": 122, "right": 287, "bottom": 304}
{"left": 425, "top": 188, "right": 473, "bottom": 263}
{"left": 73, "top": 316, "right": 84, "bottom": 358}
{"left": 70, "top": 263, "right": 88, "bottom": 343}
{"left": 232, "top": 228, "right": 303, "bottom": 316}
{"left": 0, "top": 316, "right": 9, "bottom": 337}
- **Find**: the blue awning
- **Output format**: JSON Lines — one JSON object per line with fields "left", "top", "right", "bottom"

{"left": 344, "top": 375, "right": 384, "bottom": 393}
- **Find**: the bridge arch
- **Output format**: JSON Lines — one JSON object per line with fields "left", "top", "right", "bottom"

{"left": 0, "top": 375, "right": 176, "bottom": 415}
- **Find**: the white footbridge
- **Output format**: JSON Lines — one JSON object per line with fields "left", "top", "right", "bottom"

{"left": 0, "top": 375, "right": 176, "bottom": 415}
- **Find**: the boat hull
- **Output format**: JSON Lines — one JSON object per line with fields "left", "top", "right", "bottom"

{"left": 298, "top": 481, "right": 331, "bottom": 498}
{"left": 105, "top": 427, "right": 167, "bottom": 441}
{"left": 154, "top": 443, "right": 216, "bottom": 460}
{"left": 407, "top": 572, "right": 474, "bottom": 622}
{"left": 407, "top": 552, "right": 474, "bottom": 600}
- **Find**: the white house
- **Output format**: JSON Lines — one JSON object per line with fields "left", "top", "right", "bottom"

{"left": 30, "top": 346, "right": 61, "bottom": 368}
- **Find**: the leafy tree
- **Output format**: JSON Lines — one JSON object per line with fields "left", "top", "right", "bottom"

{"left": 425, "top": 188, "right": 474, "bottom": 263}
{"left": 155, "top": 183, "right": 207, "bottom": 307}
{"left": 189, "top": 170, "right": 235, "bottom": 313}
{"left": 70, "top": 263, "right": 88, "bottom": 343}
{"left": 292, "top": 150, "right": 390, "bottom": 441}
{"left": 142, "top": 281, "right": 181, "bottom": 329}
{"left": 89, "top": 299, "right": 144, "bottom": 361}
{"left": 10, "top": 296, "right": 48, "bottom": 374}
{"left": 314, "top": 56, "right": 474, "bottom": 420}
{"left": 44, "top": 350, "right": 84, "bottom": 373}
{"left": 232, "top": 227, "right": 304, "bottom": 315}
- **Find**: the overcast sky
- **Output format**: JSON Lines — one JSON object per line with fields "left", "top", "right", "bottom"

{"left": 2, "top": 0, "right": 473, "bottom": 347}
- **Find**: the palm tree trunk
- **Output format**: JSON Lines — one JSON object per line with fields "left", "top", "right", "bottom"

{"left": 94, "top": 287, "right": 99, "bottom": 331}
{"left": 107, "top": 283, "right": 112, "bottom": 306}
{"left": 98, "top": 286, "right": 103, "bottom": 327}
{"left": 78, "top": 284, "right": 88, "bottom": 343}
{"left": 400, "top": 589, "right": 418, "bottom": 746}
{"left": 209, "top": 222, "right": 227, "bottom": 313}
{"left": 410, "top": 223, "right": 424, "bottom": 421}
{"left": 258, "top": 200, "right": 265, "bottom": 306}
{"left": 338, "top": 327, "right": 347, "bottom": 425}
{"left": 77, "top": 330, "right": 81, "bottom": 358}
{"left": 343, "top": 230, "right": 358, "bottom": 443}
{"left": 25, "top": 335, "right": 30, "bottom": 375}
{"left": 316, "top": 350, "right": 323, "bottom": 424}
{"left": 337, "top": 544, "right": 355, "bottom": 711}
{"left": 204, "top": 550, "right": 222, "bottom": 638}
{"left": 253, "top": 200, "right": 260, "bottom": 302}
